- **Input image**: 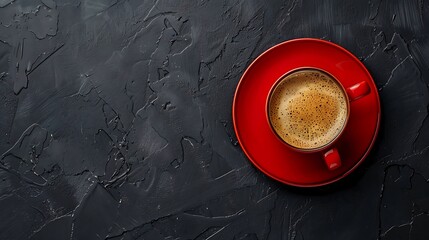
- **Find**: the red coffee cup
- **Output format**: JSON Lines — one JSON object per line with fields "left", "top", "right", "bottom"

{"left": 266, "top": 67, "right": 370, "bottom": 170}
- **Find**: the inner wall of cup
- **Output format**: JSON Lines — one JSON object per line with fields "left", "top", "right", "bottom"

{"left": 267, "top": 68, "right": 350, "bottom": 151}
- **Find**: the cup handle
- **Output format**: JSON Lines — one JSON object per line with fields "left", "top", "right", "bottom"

{"left": 324, "top": 148, "right": 341, "bottom": 170}
{"left": 346, "top": 81, "right": 370, "bottom": 101}
{"left": 323, "top": 82, "right": 369, "bottom": 171}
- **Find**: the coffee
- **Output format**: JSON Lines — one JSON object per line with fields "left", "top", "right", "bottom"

{"left": 268, "top": 69, "right": 348, "bottom": 150}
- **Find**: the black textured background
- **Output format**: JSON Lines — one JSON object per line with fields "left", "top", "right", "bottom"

{"left": 1, "top": 0, "right": 429, "bottom": 239}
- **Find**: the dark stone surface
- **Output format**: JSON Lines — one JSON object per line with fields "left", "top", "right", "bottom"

{"left": 0, "top": 0, "right": 428, "bottom": 239}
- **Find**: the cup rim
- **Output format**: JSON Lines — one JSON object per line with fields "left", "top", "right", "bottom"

{"left": 266, "top": 67, "right": 351, "bottom": 153}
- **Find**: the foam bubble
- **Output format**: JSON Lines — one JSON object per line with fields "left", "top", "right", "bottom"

{"left": 269, "top": 70, "right": 348, "bottom": 149}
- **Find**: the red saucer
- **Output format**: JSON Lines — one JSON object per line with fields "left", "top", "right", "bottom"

{"left": 232, "top": 38, "right": 380, "bottom": 187}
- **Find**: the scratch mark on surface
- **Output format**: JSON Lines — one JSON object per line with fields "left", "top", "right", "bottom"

{"left": 378, "top": 56, "right": 410, "bottom": 91}
{"left": 26, "top": 43, "right": 65, "bottom": 76}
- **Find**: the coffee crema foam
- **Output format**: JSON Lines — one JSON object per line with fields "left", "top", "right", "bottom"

{"left": 269, "top": 70, "right": 348, "bottom": 149}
